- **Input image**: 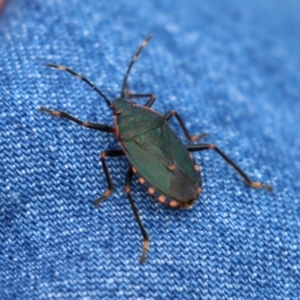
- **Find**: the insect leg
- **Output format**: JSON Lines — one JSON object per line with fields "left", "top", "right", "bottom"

{"left": 39, "top": 107, "right": 116, "bottom": 133}
{"left": 93, "top": 150, "right": 124, "bottom": 206}
{"left": 187, "top": 143, "right": 273, "bottom": 192}
{"left": 127, "top": 93, "right": 156, "bottom": 107}
{"left": 124, "top": 168, "right": 149, "bottom": 263}
{"left": 123, "top": 82, "right": 156, "bottom": 107}
{"left": 164, "top": 110, "right": 208, "bottom": 142}
{"left": 46, "top": 64, "right": 111, "bottom": 107}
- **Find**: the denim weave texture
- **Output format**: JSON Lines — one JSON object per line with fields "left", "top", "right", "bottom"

{"left": 0, "top": 0, "right": 300, "bottom": 299}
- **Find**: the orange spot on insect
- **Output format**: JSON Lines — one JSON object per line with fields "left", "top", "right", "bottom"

{"left": 167, "top": 164, "right": 176, "bottom": 171}
{"left": 138, "top": 177, "right": 146, "bottom": 184}
{"left": 189, "top": 154, "right": 194, "bottom": 159}
{"left": 83, "top": 122, "right": 89, "bottom": 127}
{"left": 103, "top": 190, "right": 111, "bottom": 199}
{"left": 148, "top": 187, "right": 155, "bottom": 195}
{"left": 52, "top": 111, "right": 61, "bottom": 117}
{"left": 190, "top": 135, "right": 199, "bottom": 142}
{"left": 194, "top": 165, "right": 200, "bottom": 171}
{"left": 132, "top": 167, "right": 137, "bottom": 173}
{"left": 197, "top": 187, "right": 202, "bottom": 194}
{"left": 169, "top": 200, "right": 179, "bottom": 208}
{"left": 157, "top": 195, "right": 166, "bottom": 203}
{"left": 251, "top": 182, "right": 262, "bottom": 188}
{"left": 124, "top": 186, "right": 131, "bottom": 194}
{"left": 181, "top": 199, "right": 195, "bottom": 209}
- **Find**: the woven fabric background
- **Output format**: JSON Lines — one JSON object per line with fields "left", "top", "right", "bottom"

{"left": 0, "top": 0, "right": 300, "bottom": 299}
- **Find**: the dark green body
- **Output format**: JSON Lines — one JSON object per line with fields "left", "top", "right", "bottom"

{"left": 114, "top": 98, "right": 200, "bottom": 203}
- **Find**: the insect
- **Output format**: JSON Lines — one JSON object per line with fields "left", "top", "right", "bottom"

{"left": 40, "top": 35, "right": 273, "bottom": 263}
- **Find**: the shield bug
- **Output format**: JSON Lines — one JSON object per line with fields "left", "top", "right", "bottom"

{"left": 40, "top": 35, "right": 273, "bottom": 262}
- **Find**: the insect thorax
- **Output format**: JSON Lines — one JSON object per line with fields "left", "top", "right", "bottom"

{"left": 114, "top": 98, "right": 164, "bottom": 141}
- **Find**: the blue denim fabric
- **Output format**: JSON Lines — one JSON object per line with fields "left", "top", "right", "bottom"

{"left": 0, "top": 0, "right": 300, "bottom": 299}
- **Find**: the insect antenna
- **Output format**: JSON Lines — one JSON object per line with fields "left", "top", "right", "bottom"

{"left": 121, "top": 35, "right": 152, "bottom": 98}
{"left": 46, "top": 64, "right": 112, "bottom": 107}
